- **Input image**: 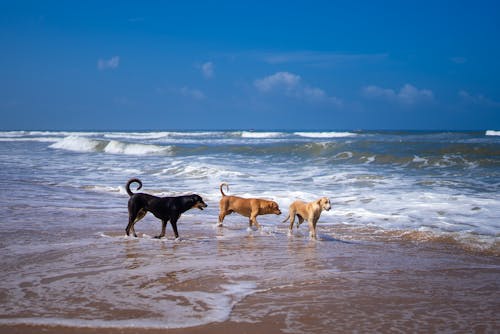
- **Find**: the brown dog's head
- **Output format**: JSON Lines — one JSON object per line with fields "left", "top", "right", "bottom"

{"left": 318, "top": 197, "right": 331, "bottom": 211}
{"left": 268, "top": 201, "right": 282, "bottom": 215}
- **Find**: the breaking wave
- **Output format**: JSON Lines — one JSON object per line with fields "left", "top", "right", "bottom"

{"left": 239, "top": 131, "right": 284, "bottom": 138}
{"left": 485, "top": 130, "right": 500, "bottom": 136}
{"left": 49, "top": 136, "right": 173, "bottom": 156}
{"left": 294, "top": 131, "right": 357, "bottom": 138}
{"left": 340, "top": 226, "right": 500, "bottom": 257}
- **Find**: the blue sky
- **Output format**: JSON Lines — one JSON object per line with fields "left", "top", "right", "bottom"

{"left": 1, "top": 1, "right": 500, "bottom": 130}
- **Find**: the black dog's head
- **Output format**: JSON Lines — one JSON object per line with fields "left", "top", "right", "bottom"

{"left": 190, "top": 194, "right": 208, "bottom": 210}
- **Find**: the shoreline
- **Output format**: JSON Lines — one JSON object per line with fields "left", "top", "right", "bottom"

{"left": 2, "top": 321, "right": 285, "bottom": 334}
{"left": 2, "top": 233, "right": 499, "bottom": 334}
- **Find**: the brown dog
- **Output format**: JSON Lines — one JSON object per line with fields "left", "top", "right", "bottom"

{"left": 218, "top": 183, "right": 281, "bottom": 228}
{"left": 282, "top": 197, "right": 331, "bottom": 239}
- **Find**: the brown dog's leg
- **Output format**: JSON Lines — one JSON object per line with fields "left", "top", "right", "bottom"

{"left": 250, "top": 211, "right": 260, "bottom": 228}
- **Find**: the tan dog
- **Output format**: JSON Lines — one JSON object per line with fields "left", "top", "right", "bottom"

{"left": 218, "top": 183, "right": 281, "bottom": 228}
{"left": 282, "top": 197, "right": 331, "bottom": 239}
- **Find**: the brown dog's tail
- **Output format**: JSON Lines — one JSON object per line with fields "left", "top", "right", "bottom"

{"left": 126, "top": 178, "right": 142, "bottom": 196}
{"left": 220, "top": 183, "right": 229, "bottom": 197}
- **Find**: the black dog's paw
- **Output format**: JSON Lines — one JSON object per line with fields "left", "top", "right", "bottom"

{"left": 154, "top": 235, "right": 163, "bottom": 239}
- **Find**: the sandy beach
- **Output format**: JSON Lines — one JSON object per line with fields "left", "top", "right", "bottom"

{"left": 1, "top": 222, "right": 499, "bottom": 334}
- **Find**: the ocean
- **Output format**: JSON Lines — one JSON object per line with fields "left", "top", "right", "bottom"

{"left": 0, "top": 130, "right": 499, "bottom": 332}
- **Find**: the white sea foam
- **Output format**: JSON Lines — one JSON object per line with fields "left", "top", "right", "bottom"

{"left": 0, "top": 136, "right": 60, "bottom": 142}
{"left": 294, "top": 132, "right": 357, "bottom": 138}
{"left": 103, "top": 132, "right": 172, "bottom": 140}
{"left": 155, "top": 163, "right": 247, "bottom": 180}
{"left": 240, "top": 131, "right": 284, "bottom": 138}
{"left": 412, "top": 155, "right": 429, "bottom": 165}
{"left": 333, "top": 151, "right": 353, "bottom": 159}
{"left": 49, "top": 136, "right": 172, "bottom": 155}
{"left": 104, "top": 140, "right": 171, "bottom": 155}
{"left": 485, "top": 130, "right": 500, "bottom": 136}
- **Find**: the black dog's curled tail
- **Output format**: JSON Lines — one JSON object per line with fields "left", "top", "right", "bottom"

{"left": 220, "top": 182, "right": 229, "bottom": 197}
{"left": 126, "top": 178, "right": 142, "bottom": 196}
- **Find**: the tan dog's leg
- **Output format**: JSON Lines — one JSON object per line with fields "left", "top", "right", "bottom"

{"left": 308, "top": 219, "right": 316, "bottom": 239}
{"left": 287, "top": 209, "right": 296, "bottom": 232}
{"left": 283, "top": 208, "right": 295, "bottom": 234}
{"left": 218, "top": 211, "right": 226, "bottom": 226}
{"left": 308, "top": 211, "right": 321, "bottom": 239}
{"left": 313, "top": 219, "right": 319, "bottom": 239}
{"left": 297, "top": 214, "right": 304, "bottom": 228}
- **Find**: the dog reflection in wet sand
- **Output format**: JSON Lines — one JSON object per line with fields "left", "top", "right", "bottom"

{"left": 283, "top": 197, "right": 331, "bottom": 239}
{"left": 218, "top": 183, "right": 282, "bottom": 228}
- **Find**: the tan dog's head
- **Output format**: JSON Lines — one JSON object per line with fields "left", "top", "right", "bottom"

{"left": 318, "top": 197, "right": 331, "bottom": 211}
{"left": 268, "top": 201, "right": 282, "bottom": 215}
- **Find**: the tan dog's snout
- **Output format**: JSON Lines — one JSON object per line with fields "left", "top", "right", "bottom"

{"left": 322, "top": 198, "right": 331, "bottom": 211}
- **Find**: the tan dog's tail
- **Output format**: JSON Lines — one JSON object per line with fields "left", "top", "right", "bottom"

{"left": 126, "top": 178, "right": 142, "bottom": 196}
{"left": 220, "top": 183, "right": 229, "bottom": 196}
{"left": 282, "top": 213, "right": 290, "bottom": 223}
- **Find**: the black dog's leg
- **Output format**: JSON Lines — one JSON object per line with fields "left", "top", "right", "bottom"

{"left": 170, "top": 216, "right": 180, "bottom": 239}
{"left": 126, "top": 208, "right": 146, "bottom": 237}
{"left": 155, "top": 219, "right": 169, "bottom": 239}
{"left": 126, "top": 216, "right": 138, "bottom": 237}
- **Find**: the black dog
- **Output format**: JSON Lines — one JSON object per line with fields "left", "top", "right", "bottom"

{"left": 125, "top": 178, "right": 207, "bottom": 239}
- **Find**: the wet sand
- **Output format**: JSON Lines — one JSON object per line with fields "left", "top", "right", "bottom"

{"left": 1, "top": 220, "right": 499, "bottom": 334}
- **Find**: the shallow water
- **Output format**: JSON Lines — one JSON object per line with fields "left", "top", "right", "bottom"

{"left": 0, "top": 130, "right": 499, "bottom": 331}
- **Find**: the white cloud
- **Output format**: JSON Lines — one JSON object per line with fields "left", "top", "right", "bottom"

{"left": 97, "top": 56, "right": 120, "bottom": 70}
{"left": 362, "top": 84, "right": 434, "bottom": 105}
{"left": 254, "top": 71, "right": 341, "bottom": 106}
{"left": 155, "top": 85, "right": 205, "bottom": 100}
{"left": 254, "top": 72, "right": 301, "bottom": 92}
{"left": 200, "top": 62, "right": 214, "bottom": 78}
{"left": 179, "top": 86, "right": 205, "bottom": 100}
{"left": 459, "top": 90, "right": 500, "bottom": 108}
